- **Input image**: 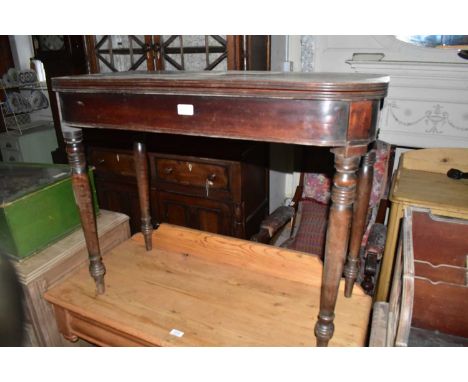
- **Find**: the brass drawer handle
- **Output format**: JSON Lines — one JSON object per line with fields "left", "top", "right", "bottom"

{"left": 163, "top": 167, "right": 174, "bottom": 175}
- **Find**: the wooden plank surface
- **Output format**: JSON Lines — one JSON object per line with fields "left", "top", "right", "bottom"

{"left": 369, "top": 302, "right": 389, "bottom": 347}
{"left": 392, "top": 168, "right": 468, "bottom": 217}
{"left": 45, "top": 224, "right": 372, "bottom": 347}
{"left": 401, "top": 148, "right": 468, "bottom": 174}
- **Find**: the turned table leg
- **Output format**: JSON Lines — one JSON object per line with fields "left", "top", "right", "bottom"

{"left": 344, "top": 149, "right": 375, "bottom": 297}
{"left": 314, "top": 148, "right": 360, "bottom": 346}
{"left": 134, "top": 141, "right": 153, "bottom": 250}
{"left": 64, "top": 129, "right": 106, "bottom": 294}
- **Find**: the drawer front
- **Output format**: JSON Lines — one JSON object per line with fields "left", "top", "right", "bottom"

{"left": 60, "top": 92, "right": 352, "bottom": 146}
{"left": 88, "top": 148, "right": 135, "bottom": 177}
{"left": 155, "top": 158, "right": 229, "bottom": 191}
{"left": 2, "top": 148, "right": 23, "bottom": 162}
{"left": 0, "top": 136, "right": 20, "bottom": 151}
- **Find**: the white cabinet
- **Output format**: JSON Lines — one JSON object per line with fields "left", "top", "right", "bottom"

{"left": 0, "top": 122, "right": 57, "bottom": 163}
{"left": 1, "top": 68, "right": 57, "bottom": 163}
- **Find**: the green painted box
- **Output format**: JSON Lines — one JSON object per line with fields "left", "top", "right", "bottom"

{"left": 0, "top": 162, "right": 98, "bottom": 260}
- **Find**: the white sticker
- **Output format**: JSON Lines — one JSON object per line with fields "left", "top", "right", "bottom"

{"left": 169, "top": 328, "right": 184, "bottom": 338}
{"left": 177, "top": 104, "right": 194, "bottom": 116}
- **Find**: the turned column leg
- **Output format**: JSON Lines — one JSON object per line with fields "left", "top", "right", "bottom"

{"left": 344, "top": 149, "right": 375, "bottom": 297}
{"left": 134, "top": 141, "right": 153, "bottom": 251}
{"left": 64, "top": 129, "right": 106, "bottom": 294}
{"left": 314, "top": 148, "right": 360, "bottom": 346}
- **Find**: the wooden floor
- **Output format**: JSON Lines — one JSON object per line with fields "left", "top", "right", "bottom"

{"left": 45, "top": 224, "right": 372, "bottom": 346}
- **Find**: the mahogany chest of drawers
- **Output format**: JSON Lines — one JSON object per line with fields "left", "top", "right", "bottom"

{"left": 84, "top": 130, "right": 269, "bottom": 239}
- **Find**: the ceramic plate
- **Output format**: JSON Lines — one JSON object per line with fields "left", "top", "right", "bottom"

{"left": 29, "top": 90, "right": 49, "bottom": 110}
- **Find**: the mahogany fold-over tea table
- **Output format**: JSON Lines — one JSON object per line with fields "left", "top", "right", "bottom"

{"left": 44, "top": 71, "right": 389, "bottom": 347}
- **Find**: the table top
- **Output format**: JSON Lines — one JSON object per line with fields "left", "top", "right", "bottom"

{"left": 44, "top": 223, "right": 372, "bottom": 346}
{"left": 52, "top": 71, "right": 389, "bottom": 100}
{"left": 53, "top": 71, "right": 389, "bottom": 147}
{"left": 391, "top": 167, "right": 468, "bottom": 216}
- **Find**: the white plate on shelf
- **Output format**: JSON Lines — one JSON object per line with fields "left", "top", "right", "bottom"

{"left": 2, "top": 73, "right": 15, "bottom": 88}
{"left": 7, "top": 68, "right": 19, "bottom": 85}
{"left": 19, "top": 93, "right": 32, "bottom": 113}
{"left": 7, "top": 92, "right": 21, "bottom": 113}
{"left": 18, "top": 69, "right": 38, "bottom": 85}
{"left": 29, "top": 90, "right": 49, "bottom": 110}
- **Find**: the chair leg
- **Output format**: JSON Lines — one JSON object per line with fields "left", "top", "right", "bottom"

{"left": 344, "top": 150, "right": 375, "bottom": 297}
{"left": 314, "top": 148, "right": 361, "bottom": 346}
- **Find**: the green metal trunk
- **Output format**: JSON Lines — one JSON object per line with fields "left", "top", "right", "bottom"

{"left": 0, "top": 162, "right": 98, "bottom": 260}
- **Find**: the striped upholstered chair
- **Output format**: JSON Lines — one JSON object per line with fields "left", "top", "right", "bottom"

{"left": 252, "top": 140, "right": 392, "bottom": 294}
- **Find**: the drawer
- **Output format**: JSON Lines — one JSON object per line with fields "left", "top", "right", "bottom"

{"left": 2, "top": 148, "right": 23, "bottom": 162}
{"left": 154, "top": 157, "right": 229, "bottom": 191}
{"left": 88, "top": 148, "right": 135, "bottom": 177}
{"left": 0, "top": 136, "right": 20, "bottom": 151}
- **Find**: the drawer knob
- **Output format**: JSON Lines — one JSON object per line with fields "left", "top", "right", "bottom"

{"left": 447, "top": 168, "right": 468, "bottom": 180}
{"left": 6, "top": 142, "right": 12, "bottom": 148}
{"left": 164, "top": 167, "right": 174, "bottom": 175}
{"left": 207, "top": 173, "right": 216, "bottom": 181}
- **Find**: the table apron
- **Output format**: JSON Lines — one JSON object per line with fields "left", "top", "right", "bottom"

{"left": 59, "top": 92, "right": 378, "bottom": 147}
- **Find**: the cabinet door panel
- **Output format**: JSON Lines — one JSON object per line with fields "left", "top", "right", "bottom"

{"left": 195, "top": 207, "right": 225, "bottom": 235}
{"left": 95, "top": 179, "right": 142, "bottom": 234}
{"left": 163, "top": 201, "right": 189, "bottom": 227}
{"left": 155, "top": 191, "right": 232, "bottom": 236}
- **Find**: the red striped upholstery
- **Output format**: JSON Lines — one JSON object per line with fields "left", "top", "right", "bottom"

{"left": 288, "top": 200, "right": 329, "bottom": 259}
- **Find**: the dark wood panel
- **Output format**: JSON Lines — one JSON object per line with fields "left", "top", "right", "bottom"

{"left": 33, "top": 35, "right": 89, "bottom": 160}
{"left": 155, "top": 191, "right": 232, "bottom": 236}
{"left": 85, "top": 135, "right": 268, "bottom": 238}
{"left": 412, "top": 211, "right": 468, "bottom": 268}
{"left": 0, "top": 36, "right": 14, "bottom": 78}
{"left": 413, "top": 278, "right": 468, "bottom": 338}
{"left": 347, "top": 100, "right": 379, "bottom": 143}
{"left": 94, "top": 179, "right": 141, "bottom": 234}
{"left": 0, "top": 36, "right": 14, "bottom": 133}
{"left": 60, "top": 93, "right": 350, "bottom": 146}
{"left": 88, "top": 147, "right": 136, "bottom": 178}
{"left": 154, "top": 157, "right": 229, "bottom": 190}
{"left": 408, "top": 209, "right": 468, "bottom": 340}
{"left": 160, "top": 199, "right": 188, "bottom": 227}
{"left": 246, "top": 36, "right": 270, "bottom": 71}
{"left": 414, "top": 261, "right": 466, "bottom": 285}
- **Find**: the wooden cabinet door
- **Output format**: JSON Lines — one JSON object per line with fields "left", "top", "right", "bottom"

{"left": 94, "top": 179, "right": 142, "bottom": 234}
{"left": 154, "top": 191, "right": 232, "bottom": 236}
